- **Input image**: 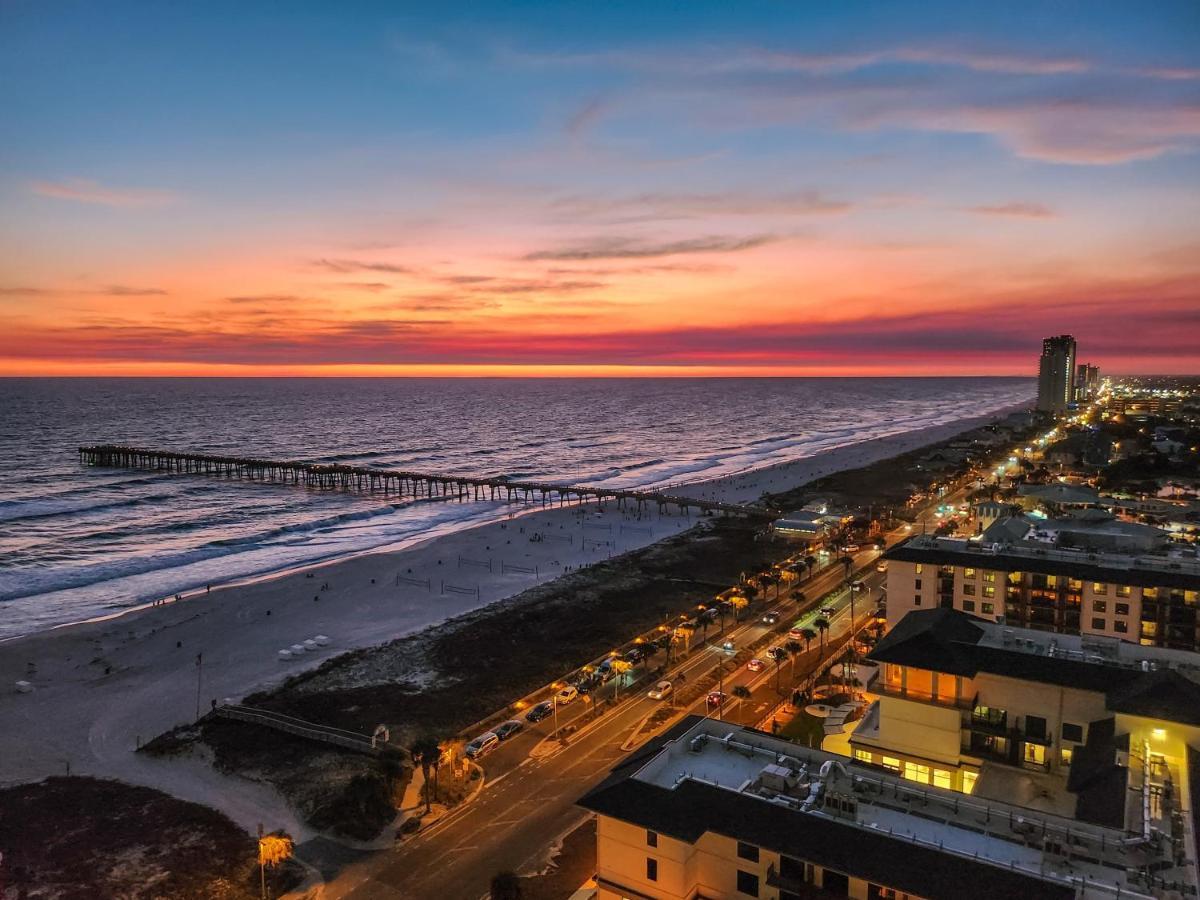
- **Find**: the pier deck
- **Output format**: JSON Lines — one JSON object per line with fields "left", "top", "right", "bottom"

{"left": 78, "top": 444, "right": 778, "bottom": 520}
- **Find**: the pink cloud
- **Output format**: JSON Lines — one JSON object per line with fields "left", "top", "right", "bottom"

{"left": 30, "top": 178, "right": 177, "bottom": 207}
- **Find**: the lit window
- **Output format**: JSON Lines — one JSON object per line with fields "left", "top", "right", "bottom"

{"left": 1024, "top": 743, "right": 1047, "bottom": 766}
{"left": 903, "top": 762, "right": 931, "bottom": 784}
{"left": 1116, "top": 585, "right": 1132, "bottom": 598}
{"left": 964, "top": 568, "right": 976, "bottom": 579}
{"left": 854, "top": 749, "right": 873, "bottom": 764}
{"left": 933, "top": 769, "right": 953, "bottom": 789}
{"left": 1061, "top": 746, "right": 1074, "bottom": 765}
{"left": 982, "top": 602, "right": 995, "bottom": 615}
{"left": 962, "top": 771, "right": 978, "bottom": 794}
{"left": 983, "top": 572, "right": 996, "bottom": 583}
{"left": 1093, "top": 582, "right": 1108, "bottom": 595}
{"left": 881, "top": 756, "right": 901, "bottom": 773}
{"left": 982, "top": 586, "right": 995, "bottom": 598}
{"left": 915, "top": 564, "right": 924, "bottom": 574}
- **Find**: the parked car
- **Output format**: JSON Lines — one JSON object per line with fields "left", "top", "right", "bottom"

{"left": 493, "top": 720, "right": 523, "bottom": 741}
{"left": 647, "top": 680, "right": 672, "bottom": 700}
{"left": 595, "top": 661, "right": 616, "bottom": 682}
{"left": 571, "top": 676, "right": 593, "bottom": 695}
{"left": 555, "top": 685, "right": 579, "bottom": 705}
{"left": 525, "top": 701, "right": 554, "bottom": 723}
{"left": 746, "top": 658, "right": 766, "bottom": 673}
{"left": 464, "top": 732, "right": 500, "bottom": 759}
{"left": 706, "top": 690, "right": 727, "bottom": 708}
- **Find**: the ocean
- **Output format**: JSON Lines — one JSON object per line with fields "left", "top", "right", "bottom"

{"left": 0, "top": 377, "right": 1031, "bottom": 637}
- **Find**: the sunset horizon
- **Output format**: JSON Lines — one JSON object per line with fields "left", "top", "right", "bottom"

{"left": 3, "top": 2, "right": 1198, "bottom": 377}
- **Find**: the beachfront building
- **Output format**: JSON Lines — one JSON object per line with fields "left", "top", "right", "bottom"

{"left": 845, "top": 609, "right": 1200, "bottom": 890}
{"left": 1077, "top": 363, "right": 1101, "bottom": 402}
{"left": 1037, "top": 334, "right": 1077, "bottom": 417}
{"left": 883, "top": 531, "right": 1200, "bottom": 649}
{"left": 579, "top": 709, "right": 1198, "bottom": 900}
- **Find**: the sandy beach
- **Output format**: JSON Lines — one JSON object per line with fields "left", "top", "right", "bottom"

{"left": 0, "top": 407, "right": 1020, "bottom": 834}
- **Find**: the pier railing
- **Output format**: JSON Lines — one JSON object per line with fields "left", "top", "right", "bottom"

{"left": 79, "top": 444, "right": 779, "bottom": 520}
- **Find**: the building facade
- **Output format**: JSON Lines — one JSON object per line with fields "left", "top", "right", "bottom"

{"left": 1037, "top": 334, "right": 1077, "bottom": 416}
{"left": 852, "top": 608, "right": 1200, "bottom": 886}
{"left": 884, "top": 534, "right": 1200, "bottom": 650}
{"left": 581, "top": 710, "right": 1195, "bottom": 899}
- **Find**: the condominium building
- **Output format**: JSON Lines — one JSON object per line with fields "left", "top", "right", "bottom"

{"left": 580, "top": 707, "right": 1198, "bottom": 899}
{"left": 884, "top": 533, "right": 1200, "bottom": 650}
{"left": 849, "top": 608, "right": 1200, "bottom": 896}
{"left": 1037, "top": 335, "right": 1077, "bottom": 416}
{"left": 1077, "top": 363, "right": 1101, "bottom": 402}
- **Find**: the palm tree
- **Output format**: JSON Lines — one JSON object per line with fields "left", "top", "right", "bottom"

{"left": 838, "top": 554, "right": 854, "bottom": 580}
{"left": 804, "top": 555, "right": 818, "bottom": 579}
{"left": 729, "top": 594, "right": 748, "bottom": 622}
{"left": 813, "top": 616, "right": 831, "bottom": 659}
{"left": 490, "top": 870, "right": 522, "bottom": 900}
{"left": 610, "top": 659, "right": 633, "bottom": 701}
{"left": 800, "top": 627, "right": 817, "bottom": 657}
{"left": 410, "top": 738, "right": 441, "bottom": 814}
{"left": 784, "top": 639, "right": 803, "bottom": 683}
{"left": 769, "top": 647, "right": 787, "bottom": 692}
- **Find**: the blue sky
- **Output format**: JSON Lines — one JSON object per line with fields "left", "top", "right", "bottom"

{"left": 1, "top": 1, "right": 1198, "bottom": 374}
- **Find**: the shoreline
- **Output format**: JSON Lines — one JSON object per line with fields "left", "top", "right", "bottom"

{"left": 0, "top": 401, "right": 1026, "bottom": 834}
{"left": 5, "top": 399, "right": 1029, "bottom": 642}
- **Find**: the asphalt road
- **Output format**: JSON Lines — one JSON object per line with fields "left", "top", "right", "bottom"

{"left": 318, "top": 479, "right": 972, "bottom": 899}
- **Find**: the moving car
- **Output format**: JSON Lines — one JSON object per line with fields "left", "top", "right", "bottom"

{"left": 555, "top": 685, "right": 579, "bottom": 705}
{"left": 464, "top": 732, "right": 500, "bottom": 759}
{"left": 525, "top": 701, "right": 554, "bottom": 723}
{"left": 761, "top": 611, "right": 780, "bottom": 625}
{"left": 788, "top": 626, "right": 806, "bottom": 641}
{"left": 820, "top": 605, "right": 837, "bottom": 617}
{"left": 876, "top": 561, "right": 888, "bottom": 573}
{"left": 706, "top": 690, "right": 727, "bottom": 708}
{"left": 647, "top": 680, "right": 672, "bottom": 700}
{"left": 721, "top": 639, "right": 736, "bottom": 653}
{"left": 746, "top": 658, "right": 766, "bottom": 673}
{"left": 493, "top": 720, "right": 523, "bottom": 741}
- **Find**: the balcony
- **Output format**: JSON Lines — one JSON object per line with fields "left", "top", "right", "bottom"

{"left": 964, "top": 709, "right": 1008, "bottom": 735}
{"left": 875, "top": 679, "right": 976, "bottom": 710}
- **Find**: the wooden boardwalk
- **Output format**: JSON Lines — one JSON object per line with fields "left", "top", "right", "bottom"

{"left": 79, "top": 444, "right": 778, "bottom": 519}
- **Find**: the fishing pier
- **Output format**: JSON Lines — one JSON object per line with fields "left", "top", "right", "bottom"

{"left": 78, "top": 444, "right": 778, "bottom": 520}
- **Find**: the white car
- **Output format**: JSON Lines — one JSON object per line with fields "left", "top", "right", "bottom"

{"left": 555, "top": 685, "right": 579, "bottom": 705}
{"left": 648, "top": 680, "right": 672, "bottom": 700}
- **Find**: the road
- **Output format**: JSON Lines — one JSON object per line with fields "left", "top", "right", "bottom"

{"left": 317, "top": 479, "right": 973, "bottom": 898}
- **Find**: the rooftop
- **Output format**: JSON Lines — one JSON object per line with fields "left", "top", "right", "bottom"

{"left": 885, "top": 533, "right": 1200, "bottom": 588}
{"left": 868, "top": 607, "right": 1200, "bottom": 723}
{"left": 581, "top": 716, "right": 1191, "bottom": 900}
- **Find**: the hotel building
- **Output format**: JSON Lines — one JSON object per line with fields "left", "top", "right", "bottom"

{"left": 581, "top": 691, "right": 1199, "bottom": 899}
{"left": 884, "top": 533, "right": 1200, "bottom": 651}
{"left": 1037, "top": 335, "right": 1077, "bottom": 416}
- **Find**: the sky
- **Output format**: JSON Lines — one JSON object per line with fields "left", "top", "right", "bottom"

{"left": 1, "top": 1, "right": 1198, "bottom": 377}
